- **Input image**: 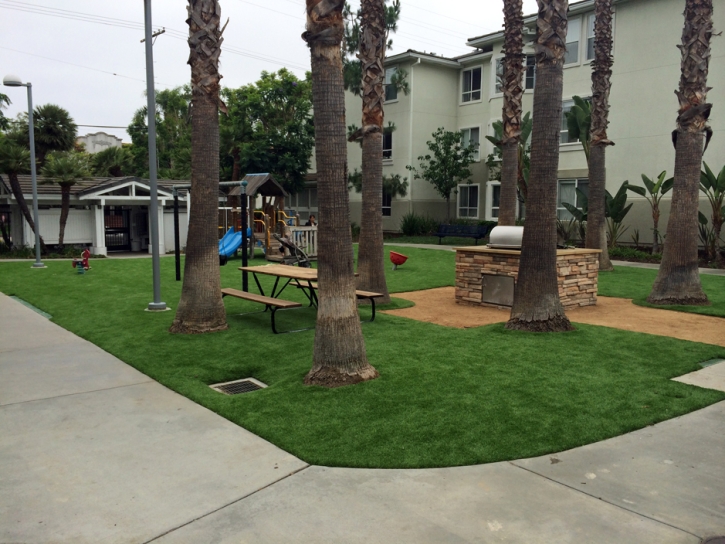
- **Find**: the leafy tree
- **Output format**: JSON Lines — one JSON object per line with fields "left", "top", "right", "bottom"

{"left": 605, "top": 181, "right": 633, "bottom": 248}
{"left": 406, "top": 128, "right": 477, "bottom": 222}
{"left": 0, "top": 136, "right": 48, "bottom": 252}
{"left": 625, "top": 171, "right": 673, "bottom": 254}
{"left": 21, "top": 104, "right": 78, "bottom": 166}
{"left": 170, "top": 0, "right": 228, "bottom": 334}
{"left": 220, "top": 70, "right": 315, "bottom": 194}
{"left": 699, "top": 162, "right": 725, "bottom": 261}
{"left": 648, "top": 0, "right": 713, "bottom": 306}
{"left": 506, "top": 0, "right": 573, "bottom": 333}
{"left": 92, "top": 146, "right": 134, "bottom": 177}
{"left": 0, "top": 93, "right": 10, "bottom": 131}
{"left": 485, "top": 112, "right": 531, "bottom": 204}
{"left": 349, "top": 170, "right": 408, "bottom": 199}
{"left": 498, "top": 0, "right": 525, "bottom": 226}
{"left": 302, "top": 0, "right": 378, "bottom": 387}
{"left": 40, "top": 151, "right": 90, "bottom": 246}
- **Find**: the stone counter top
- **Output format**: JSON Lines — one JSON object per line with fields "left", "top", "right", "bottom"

{"left": 453, "top": 247, "right": 602, "bottom": 256}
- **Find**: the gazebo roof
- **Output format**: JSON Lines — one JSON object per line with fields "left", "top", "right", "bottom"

{"left": 228, "top": 173, "right": 288, "bottom": 198}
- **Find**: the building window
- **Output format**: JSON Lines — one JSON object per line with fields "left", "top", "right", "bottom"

{"left": 495, "top": 56, "right": 535, "bottom": 94}
{"left": 561, "top": 100, "right": 577, "bottom": 144}
{"left": 494, "top": 59, "right": 504, "bottom": 94}
{"left": 382, "top": 130, "right": 392, "bottom": 160}
{"left": 382, "top": 191, "right": 392, "bottom": 216}
{"left": 458, "top": 184, "right": 479, "bottom": 218}
{"left": 490, "top": 183, "right": 500, "bottom": 219}
{"left": 385, "top": 67, "right": 398, "bottom": 102}
{"left": 565, "top": 17, "right": 581, "bottom": 65}
{"left": 557, "top": 178, "right": 589, "bottom": 219}
{"left": 525, "top": 55, "right": 536, "bottom": 89}
{"left": 462, "top": 67, "right": 482, "bottom": 102}
{"left": 586, "top": 14, "right": 596, "bottom": 61}
{"left": 461, "top": 127, "right": 480, "bottom": 161}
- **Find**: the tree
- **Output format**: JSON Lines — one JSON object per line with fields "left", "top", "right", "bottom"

{"left": 648, "top": 0, "right": 713, "bottom": 306}
{"left": 40, "top": 151, "right": 90, "bottom": 246}
{"left": 170, "top": 0, "right": 229, "bottom": 334}
{"left": 406, "top": 128, "right": 477, "bottom": 222}
{"left": 22, "top": 104, "right": 77, "bottom": 166}
{"left": 498, "top": 0, "right": 525, "bottom": 226}
{"left": 486, "top": 112, "right": 532, "bottom": 207}
{"left": 92, "top": 146, "right": 134, "bottom": 177}
{"left": 0, "top": 137, "right": 48, "bottom": 252}
{"left": 584, "top": 0, "right": 616, "bottom": 271}
{"left": 699, "top": 162, "right": 725, "bottom": 261}
{"left": 506, "top": 0, "right": 573, "bottom": 333}
{"left": 625, "top": 171, "right": 673, "bottom": 254}
{"left": 0, "top": 93, "right": 10, "bottom": 131}
{"left": 302, "top": 0, "right": 378, "bottom": 387}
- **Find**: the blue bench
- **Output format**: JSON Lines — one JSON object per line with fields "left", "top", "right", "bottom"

{"left": 434, "top": 223, "right": 495, "bottom": 245}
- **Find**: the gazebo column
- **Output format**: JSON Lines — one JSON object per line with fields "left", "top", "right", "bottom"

{"left": 91, "top": 202, "right": 107, "bottom": 256}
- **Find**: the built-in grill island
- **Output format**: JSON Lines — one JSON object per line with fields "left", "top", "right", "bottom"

{"left": 455, "top": 227, "right": 601, "bottom": 309}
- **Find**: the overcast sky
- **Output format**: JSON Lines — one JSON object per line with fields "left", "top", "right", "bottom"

{"left": 1, "top": 0, "right": 538, "bottom": 143}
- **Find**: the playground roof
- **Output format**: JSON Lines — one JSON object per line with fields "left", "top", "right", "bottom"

{"left": 228, "top": 173, "right": 288, "bottom": 198}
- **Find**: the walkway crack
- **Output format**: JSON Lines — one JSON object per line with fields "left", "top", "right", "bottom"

{"left": 508, "top": 461, "right": 702, "bottom": 540}
{"left": 143, "top": 464, "right": 311, "bottom": 543}
{"left": 0, "top": 380, "right": 154, "bottom": 407}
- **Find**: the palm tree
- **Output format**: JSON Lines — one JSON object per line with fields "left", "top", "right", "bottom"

{"left": 498, "top": 0, "right": 524, "bottom": 226}
{"left": 40, "top": 151, "right": 89, "bottom": 247}
{"left": 354, "top": 0, "right": 390, "bottom": 304}
{"left": 169, "top": 0, "right": 229, "bottom": 334}
{"left": 92, "top": 146, "right": 134, "bottom": 177}
{"left": 0, "top": 139, "right": 48, "bottom": 252}
{"left": 584, "top": 0, "right": 615, "bottom": 271}
{"left": 303, "top": 0, "right": 378, "bottom": 386}
{"left": 506, "top": 0, "right": 573, "bottom": 333}
{"left": 648, "top": 0, "right": 713, "bottom": 306}
{"left": 27, "top": 104, "right": 77, "bottom": 166}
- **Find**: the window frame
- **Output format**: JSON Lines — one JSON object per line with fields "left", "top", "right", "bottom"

{"left": 384, "top": 66, "right": 399, "bottom": 103}
{"left": 564, "top": 16, "right": 582, "bottom": 67}
{"left": 460, "top": 125, "right": 482, "bottom": 162}
{"left": 382, "top": 191, "right": 392, "bottom": 217}
{"left": 493, "top": 55, "right": 535, "bottom": 96}
{"left": 382, "top": 130, "right": 393, "bottom": 161}
{"left": 585, "top": 13, "right": 596, "bottom": 63}
{"left": 457, "top": 183, "right": 480, "bottom": 219}
{"left": 460, "top": 65, "right": 483, "bottom": 105}
{"left": 557, "top": 178, "right": 589, "bottom": 220}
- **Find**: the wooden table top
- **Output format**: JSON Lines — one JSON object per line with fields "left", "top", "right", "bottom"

{"left": 238, "top": 264, "right": 318, "bottom": 281}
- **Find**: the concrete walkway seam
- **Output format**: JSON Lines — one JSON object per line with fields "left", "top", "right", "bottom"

{"left": 0, "top": 380, "right": 153, "bottom": 408}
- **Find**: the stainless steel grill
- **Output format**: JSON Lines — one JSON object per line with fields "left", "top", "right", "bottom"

{"left": 487, "top": 226, "right": 524, "bottom": 249}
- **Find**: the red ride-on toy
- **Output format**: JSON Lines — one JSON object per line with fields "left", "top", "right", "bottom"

{"left": 72, "top": 248, "right": 91, "bottom": 274}
{"left": 389, "top": 251, "right": 408, "bottom": 271}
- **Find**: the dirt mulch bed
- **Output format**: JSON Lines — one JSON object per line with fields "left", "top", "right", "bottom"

{"left": 382, "top": 287, "right": 725, "bottom": 347}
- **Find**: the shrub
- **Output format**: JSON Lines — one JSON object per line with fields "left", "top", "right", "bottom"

{"left": 400, "top": 213, "right": 422, "bottom": 236}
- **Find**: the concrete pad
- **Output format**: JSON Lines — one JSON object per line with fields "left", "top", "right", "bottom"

{"left": 0, "top": 341, "right": 152, "bottom": 405}
{"left": 155, "top": 463, "right": 697, "bottom": 544}
{"left": 0, "top": 381, "right": 308, "bottom": 544}
{"left": 674, "top": 361, "right": 725, "bottom": 392}
{"left": 513, "top": 401, "right": 725, "bottom": 537}
{"left": 0, "top": 294, "right": 79, "bottom": 353}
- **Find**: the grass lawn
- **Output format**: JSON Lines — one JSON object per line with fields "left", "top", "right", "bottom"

{"left": 0, "top": 247, "right": 723, "bottom": 468}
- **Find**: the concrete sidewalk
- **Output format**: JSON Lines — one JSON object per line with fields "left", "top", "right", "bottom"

{"left": 1, "top": 293, "right": 723, "bottom": 543}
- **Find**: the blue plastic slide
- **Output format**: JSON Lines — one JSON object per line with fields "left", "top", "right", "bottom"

{"left": 219, "top": 227, "right": 252, "bottom": 258}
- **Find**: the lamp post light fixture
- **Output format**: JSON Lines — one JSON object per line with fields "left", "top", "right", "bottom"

{"left": 3, "top": 74, "right": 45, "bottom": 269}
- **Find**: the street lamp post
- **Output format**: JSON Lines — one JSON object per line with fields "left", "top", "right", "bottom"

{"left": 241, "top": 180, "right": 248, "bottom": 291}
{"left": 3, "top": 75, "right": 45, "bottom": 269}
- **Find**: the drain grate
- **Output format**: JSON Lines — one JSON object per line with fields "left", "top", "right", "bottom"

{"left": 210, "top": 378, "right": 267, "bottom": 395}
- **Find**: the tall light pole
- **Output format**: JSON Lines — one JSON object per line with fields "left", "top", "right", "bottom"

{"left": 3, "top": 75, "right": 45, "bottom": 269}
{"left": 143, "top": 0, "right": 167, "bottom": 311}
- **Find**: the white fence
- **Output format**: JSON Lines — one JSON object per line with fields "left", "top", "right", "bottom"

{"left": 289, "top": 226, "right": 318, "bottom": 257}
{"left": 34, "top": 208, "right": 94, "bottom": 245}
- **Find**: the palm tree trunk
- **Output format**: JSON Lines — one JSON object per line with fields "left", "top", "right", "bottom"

{"left": 303, "top": 0, "right": 378, "bottom": 387}
{"left": 170, "top": 0, "right": 229, "bottom": 334}
{"left": 7, "top": 172, "right": 48, "bottom": 253}
{"left": 356, "top": 0, "right": 390, "bottom": 304}
{"left": 585, "top": 0, "right": 615, "bottom": 271}
{"left": 231, "top": 146, "right": 241, "bottom": 181}
{"left": 506, "top": 0, "right": 573, "bottom": 333}
{"left": 652, "top": 204, "right": 660, "bottom": 254}
{"left": 648, "top": 0, "right": 712, "bottom": 306}
{"left": 58, "top": 184, "right": 71, "bottom": 247}
{"left": 499, "top": 0, "right": 524, "bottom": 226}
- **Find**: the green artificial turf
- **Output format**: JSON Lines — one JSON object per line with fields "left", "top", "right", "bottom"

{"left": 598, "top": 267, "right": 725, "bottom": 318}
{"left": 1, "top": 251, "right": 723, "bottom": 468}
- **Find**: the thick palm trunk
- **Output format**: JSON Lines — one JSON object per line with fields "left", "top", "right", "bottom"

{"left": 652, "top": 204, "right": 661, "bottom": 254}
{"left": 7, "top": 172, "right": 48, "bottom": 253}
{"left": 356, "top": 0, "right": 390, "bottom": 304}
{"left": 170, "top": 0, "right": 228, "bottom": 334}
{"left": 585, "top": 0, "right": 614, "bottom": 271}
{"left": 507, "top": 0, "right": 573, "bottom": 333}
{"left": 303, "top": 0, "right": 378, "bottom": 387}
{"left": 58, "top": 184, "right": 71, "bottom": 247}
{"left": 498, "top": 0, "right": 524, "bottom": 226}
{"left": 648, "top": 0, "right": 712, "bottom": 306}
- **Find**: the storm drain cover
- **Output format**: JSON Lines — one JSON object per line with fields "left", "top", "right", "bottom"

{"left": 210, "top": 378, "right": 267, "bottom": 395}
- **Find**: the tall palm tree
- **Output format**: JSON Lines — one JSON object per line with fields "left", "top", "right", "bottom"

{"left": 92, "top": 146, "right": 134, "bottom": 177}
{"left": 506, "top": 0, "right": 573, "bottom": 333}
{"left": 355, "top": 0, "right": 390, "bottom": 304}
{"left": 40, "top": 151, "right": 89, "bottom": 247}
{"left": 585, "top": 0, "right": 614, "bottom": 271}
{"left": 28, "top": 104, "right": 77, "bottom": 166}
{"left": 303, "top": 0, "right": 378, "bottom": 386}
{"left": 648, "top": 0, "right": 713, "bottom": 306}
{"left": 498, "top": 0, "right": 524, "bottom": 226}
{"left": 170, "top": 0, "right": 229, "bottom": 334}
{"left": 0, "top": 139, "right": 48, "bottom": 252}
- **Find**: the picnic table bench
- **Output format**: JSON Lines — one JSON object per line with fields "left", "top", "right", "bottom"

{"left": 434, "top": 223, "right": 495, "bottom": 245}
{"left": 221, "top": 288, "right": 302, "bottom": 334}
{"left": 301, "top": 283, "right": 383, "bottom": 322}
